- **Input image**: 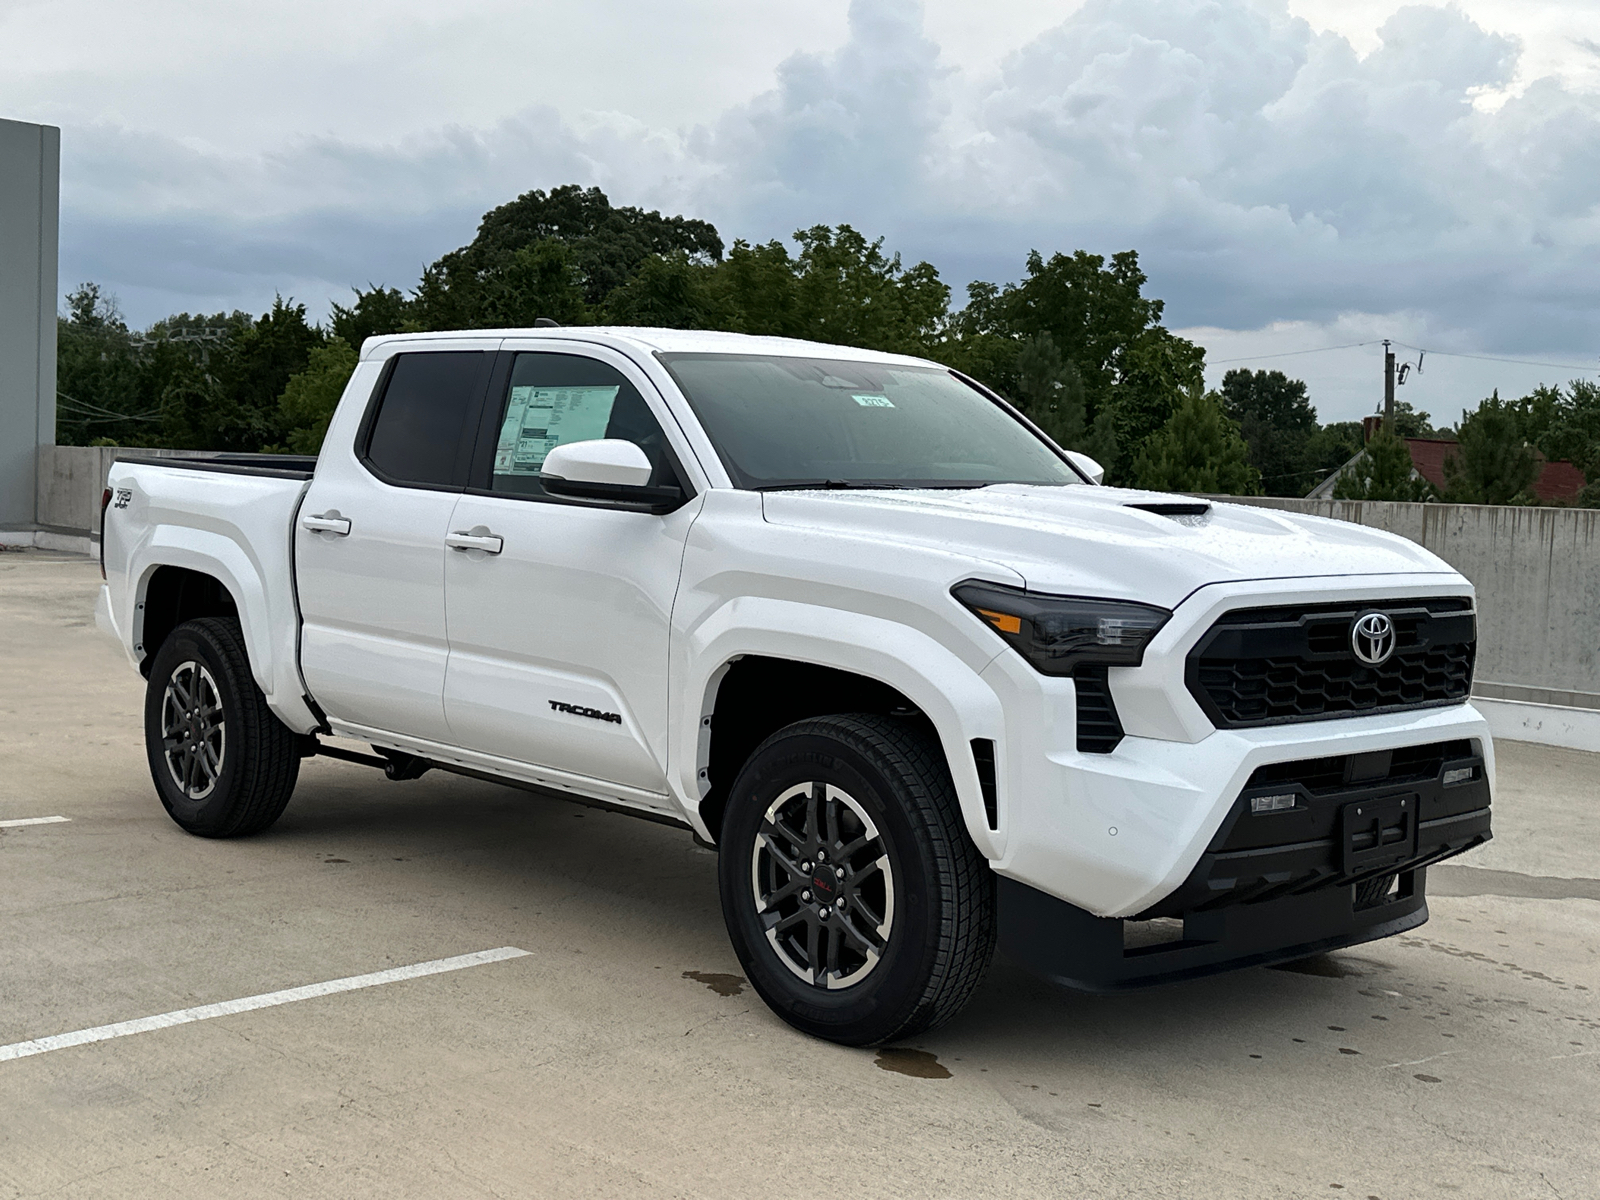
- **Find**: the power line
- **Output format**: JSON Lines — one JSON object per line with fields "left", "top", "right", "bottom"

{"left": 1208, "top": 339, "right": 1598, "bottom": 374}
{"left": 1391, "top": 343, "right": 1599, "bottom": 372}
{"left": 1208, "top": 341, "right": 1380, "bottom": 364}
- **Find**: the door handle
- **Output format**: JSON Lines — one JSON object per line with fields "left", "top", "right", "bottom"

{"left": 302, "top": 512, "right": 351, "bottom": 536}
{"left": 446, "top": 529, "right": 503, "bottom": 555}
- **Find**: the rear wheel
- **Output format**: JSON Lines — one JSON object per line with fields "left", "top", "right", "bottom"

{"left": 144, "top": 617, "right": 299, "bottom": 837}
{"left": 717, "top": 714, "right": 995, "bottom": 1046}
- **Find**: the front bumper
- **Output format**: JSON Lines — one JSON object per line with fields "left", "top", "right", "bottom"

{"left": 999, "top": 870, "right": 1432, "bottom": 992}
{"left": 987, "top": 689, "right": 1494, "bottom": 918}
{"left": 996, "top": 736, "right": 1490, "bottom": 990}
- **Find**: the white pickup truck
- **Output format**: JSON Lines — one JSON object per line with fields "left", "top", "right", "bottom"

{"left": 98, "top": 327, "right": 1493, "bottom": 1045}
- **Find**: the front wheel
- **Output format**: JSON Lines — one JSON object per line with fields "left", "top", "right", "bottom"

{"left": 144, "top": 616, "right": 300, "bottom": 837}
{"left": 717, "top": 714, "right": 995, "bottom": 1046}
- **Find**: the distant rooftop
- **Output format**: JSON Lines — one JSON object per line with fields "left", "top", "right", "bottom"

{"left": 1308, "top": 435, "right": 1588, "bottom": 503}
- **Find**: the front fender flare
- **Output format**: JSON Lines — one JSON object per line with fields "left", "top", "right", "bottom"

{"left": 676, "top": 597, "right": 1008, "bottom": 860}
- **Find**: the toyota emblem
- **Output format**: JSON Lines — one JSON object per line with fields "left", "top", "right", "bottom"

{"left": 1350, "top": 611, "right": 1396, "bottom": 665}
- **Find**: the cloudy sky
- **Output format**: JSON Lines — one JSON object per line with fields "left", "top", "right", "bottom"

{"left": 4, "top": 0, "right": 1599, "bottom": 423}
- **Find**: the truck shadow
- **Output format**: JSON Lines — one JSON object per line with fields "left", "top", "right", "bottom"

{"left": 266, "top": 762, "right": 1422, "bottom": 1061}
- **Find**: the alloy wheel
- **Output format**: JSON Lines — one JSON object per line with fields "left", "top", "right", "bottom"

{"left": 160, "top": 660, "right": 226, "bottom": 800}
{"left": 750, "top": 781, "right": 896, "bottom": 989}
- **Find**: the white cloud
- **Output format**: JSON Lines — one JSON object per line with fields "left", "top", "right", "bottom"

{"left": 18, "top": 0, "right": 1600, "bottom": 420}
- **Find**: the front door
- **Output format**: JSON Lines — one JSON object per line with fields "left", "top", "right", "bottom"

{"left": 442, "top": 346, "right": 700, "bottom": 806}
{"left": 297, "top": 347, "right": 496, "bottom": 743}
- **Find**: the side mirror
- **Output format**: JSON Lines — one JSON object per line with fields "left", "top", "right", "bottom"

{"left": 540, "top": 439, "right": 685, "bottom": 512}
{"left": 1065, "top": 450, "right": 1105, "bottom": 485}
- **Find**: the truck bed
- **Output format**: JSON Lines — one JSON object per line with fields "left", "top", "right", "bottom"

{"left": 116, "top": 453, "right": 318, "bottom": 481}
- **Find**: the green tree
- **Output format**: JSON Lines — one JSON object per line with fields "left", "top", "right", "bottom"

{"left": 1511, "top": 381, "right": 1600, "bottom": 506}
{"left": 603, "top": 252, "right": 726, "bottom": 329}
{"left": 277, "top": 338, "right": 359, "bottom": 454}
{"left": 1133, "top": 386, "right": 1260, "bottom": 495}
{"left": 1100, "top": 327, "right": 1206, "bottom": 481}
{"left": 414, "top": 184, "right": 722, "bottom": 326}
{"left": 206, "top": 298, "right": 326, "bottom": 450}
{"left": 330, "top": 285, "right": 416, "bottom": 349}
{"left": 1332, "top": 425, "right": 1435, "bottom": 501}
{"left": 943, "top": 249, "right": 1203, "bottom": 482}
{"left": 1442, "top": 392, "right": 1539, "bottom": 504}
{"left": 1302, "top": 421, "right": 1364, "bottom": 494}
{"left": 1220, "top": 369, "right": 1319, "bottom": 496}
{"left": 1012, "top": 332, "right": 1116, "bottom": 465}
{"left": 1388, "top": 398, "right": 1442, "bottom": 439}
{"left": 55, "top": 284, "right": 151, "bottom": 446}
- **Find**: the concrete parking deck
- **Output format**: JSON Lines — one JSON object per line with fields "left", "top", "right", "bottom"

{"left": 2, "top": 550, "right": 1596, "bottom": 1199}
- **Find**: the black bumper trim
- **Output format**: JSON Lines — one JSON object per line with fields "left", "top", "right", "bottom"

{"left": 998, "top": 871, "right": 1430, "bottom": 993}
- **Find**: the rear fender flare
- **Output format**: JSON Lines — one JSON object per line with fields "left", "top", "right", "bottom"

{"left": 132, "top": 530, "right": 318, "bottom": 733}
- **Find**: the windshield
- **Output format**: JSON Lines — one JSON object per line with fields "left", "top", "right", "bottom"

{"left": 658, "top": 353, "right": 1083, "bottom": 490}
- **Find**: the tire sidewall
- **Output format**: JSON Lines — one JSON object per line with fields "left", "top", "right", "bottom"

{"left": 717, "top": 724, "right": 946, "bottom": 1045}
{"left": 144, "top": 621, "right": 247, "bottom": 835}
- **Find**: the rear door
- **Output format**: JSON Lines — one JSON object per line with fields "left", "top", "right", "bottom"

{"left": 297, "top": 345, "right": 498, "bottom": 743}
{"left": 441, "top": 344, "right": 701, "bottom": 806}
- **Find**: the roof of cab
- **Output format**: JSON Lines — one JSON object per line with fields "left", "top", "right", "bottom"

{"left": 359, "top": 326, "right": 940, "bottom": 369}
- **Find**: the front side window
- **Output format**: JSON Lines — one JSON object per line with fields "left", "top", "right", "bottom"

{"left": 658, "top": 353, "right": 1082, "bottom": 490}
{"left": 364, "top": 351, "right": 493, "bottom": 488}
{"left": 485, "top": 353, "right": 678, "bottom": 498}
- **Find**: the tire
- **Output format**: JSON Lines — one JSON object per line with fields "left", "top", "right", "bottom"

{"left": 717, "top": 714, "right": 996, "bottom": 1046}
{"left": 143, "top": 616, "right": 300, "bottom": 838}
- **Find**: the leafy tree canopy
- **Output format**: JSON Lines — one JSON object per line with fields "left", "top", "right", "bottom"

{"left": 1133, "top": 386, "right": 1260, "bottom": 496}
{"left": 413, "top": 184, "right": 723, "bottom": 327}
{"left": 1332, "top": 425, "right": 1435, "bottom": 501}
{"left": 1442, "top": 391, "right": 1540, "bottom": 505}
{"left": 1220, "top": 368, "right": 1319, "bottom": 496}
{"left": 276, "top": 338, "right": 358, "bottom": 454}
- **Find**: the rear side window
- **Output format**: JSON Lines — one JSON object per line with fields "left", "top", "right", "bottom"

{"left": 364, "top": 351, "right": 494, "bottom": 488}
{"left": 481, "top": 352, "right": 679, "bottom": 498}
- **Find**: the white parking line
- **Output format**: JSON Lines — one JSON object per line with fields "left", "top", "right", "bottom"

{"left": 0, "top": 816, "right": 70, "bottom": 829}
{"left": 0, "top": 946, "right": 529, "bottom": 1063}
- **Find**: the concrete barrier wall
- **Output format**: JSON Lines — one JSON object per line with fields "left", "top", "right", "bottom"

{"left": 24, "top": 447, "right": 1600, "bottom": 718}
{"left": 1210, "top": 496, "right": 1600, "bottom": 713}
{"left": 34, "top": 445, "right": 227, "bottom": 540}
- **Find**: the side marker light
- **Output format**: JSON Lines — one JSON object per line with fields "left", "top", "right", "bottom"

{"left": 977, "top": 608, "right": 1022, "bottom": 635}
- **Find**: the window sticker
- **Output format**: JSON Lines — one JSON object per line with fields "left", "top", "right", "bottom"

{"left": 851, "top": 393, "right": 895, "bottom": 408}
{"left": 493, "top": 385, "right": 620, "bottom": 476}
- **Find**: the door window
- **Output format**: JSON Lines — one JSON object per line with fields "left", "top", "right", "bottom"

{"left": 363, "top": 351, "right": 494, "bottom": 488}
{"left": 483, "top": 353, "right": 678, "bottom": 498}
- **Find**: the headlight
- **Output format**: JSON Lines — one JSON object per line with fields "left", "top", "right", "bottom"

{"left": 952, "top": 581, "right": 1171, "bottom": 676}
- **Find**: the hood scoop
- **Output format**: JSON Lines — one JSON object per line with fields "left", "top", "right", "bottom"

{"left": 1124, "top": 501, "right": 1212, "bottom": 526}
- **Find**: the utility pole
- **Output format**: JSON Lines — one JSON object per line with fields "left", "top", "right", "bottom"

{"left": 1383, "top": 339, "right": 1396, "bottom": 431}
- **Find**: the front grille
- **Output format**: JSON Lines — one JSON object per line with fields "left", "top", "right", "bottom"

{"left": 1186, "top": 597, "right": 1475, "bottom": 728}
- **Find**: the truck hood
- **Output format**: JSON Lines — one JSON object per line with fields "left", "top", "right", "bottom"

{"left": 760, "top": 484, "right": 1457, "bottom": 610}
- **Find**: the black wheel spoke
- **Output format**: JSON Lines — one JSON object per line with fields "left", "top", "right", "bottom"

{"left": 757, "top": 824, "right": 805, "bottom": 878}
{"left": 837, "top": 909, "right": 881, "bottom": 953}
